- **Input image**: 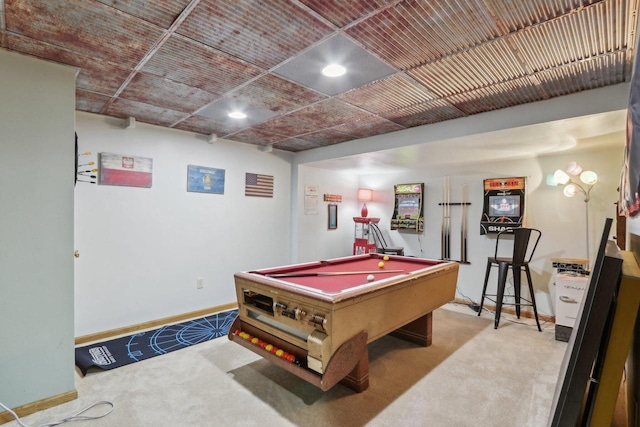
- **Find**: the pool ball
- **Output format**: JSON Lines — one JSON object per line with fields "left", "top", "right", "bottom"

{"left": 378, "top": 261, "right": 385, "bottom": 268}
{"left": 383, "top": 255, "right": 390, "bottom": 261}
{"left": 367, "top": 274, "right": 375, "bottom": 282}
{"left": 265, "top": 344, "right": 273, "bottom": 352}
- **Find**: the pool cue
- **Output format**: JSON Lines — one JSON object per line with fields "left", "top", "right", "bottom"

{"left": 266, "top": 269, "right": 405, "bottom": 278}
{"left": 444, "top": 176, "right": 451, "bottom": 260}
{"left": 447, "top": 177, "right": 451, "bottom": 259}
{"left": 461, "top": 184, "right": 468, "bottom": 263}
{"left": 441, "top": 180, "right": 445, "bottom": 259}
{"left": 440, "top": 183, "right": 444, "bottom": 259}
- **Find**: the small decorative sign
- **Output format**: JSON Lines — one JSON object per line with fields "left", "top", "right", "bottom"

{"left": 187, "top": 165, "right": 225, "bottom": 194}
{"left": 99, "top": 153, "right": 153, "bottom": 188}
{"left": 323, "top": 194, "right": 343, "bottom": 203}
{"left": 305, "top": 185, "right": 318, "bottom": 215}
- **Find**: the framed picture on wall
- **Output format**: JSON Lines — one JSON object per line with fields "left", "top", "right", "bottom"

{"left": 187, "top": 165, "right": 225, "bottom": 194}
{"left": 328, "top": 204, "right": 338, "bottom": 230}
{"left": 98, "top": 152, "right": 153, "bottom": 188}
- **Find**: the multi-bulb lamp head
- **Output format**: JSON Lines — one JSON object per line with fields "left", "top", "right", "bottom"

{"left": 547, "top": 161, "right": 598, "bottom": 201}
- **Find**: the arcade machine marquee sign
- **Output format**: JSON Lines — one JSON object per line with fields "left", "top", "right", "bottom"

{"left": 480, "top": 177, "right": 525, "bottom": 235}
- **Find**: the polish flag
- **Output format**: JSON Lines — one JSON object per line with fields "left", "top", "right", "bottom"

{"left": 99, "top": 153, "right": 152, "bottom": 188}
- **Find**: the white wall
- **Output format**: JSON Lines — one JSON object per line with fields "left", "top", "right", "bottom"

{"left": 0, "top": 51, "right": 77, "bottom": 408}
{"left": 295, "top": 143, "right": 623, "bottom": 316}
{"left": 296, "top": 166, "right": 359, "bottom": 262}
{"left": 73, "top": 113, "right": 293, "bottom": 336}
{"left": 297, "top": 126, "right": 625, "bottom": 315}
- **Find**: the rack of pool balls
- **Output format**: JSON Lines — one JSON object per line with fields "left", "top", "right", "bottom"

{"left": 232, "top": 329, "right": 301, "bottom": 365}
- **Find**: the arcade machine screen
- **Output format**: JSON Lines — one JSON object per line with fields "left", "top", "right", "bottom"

{"left": 398, "top": 196, "right": 420, "bottom": 217}
{"left": 488, "top": 195, "right": 520, "bottom": 218}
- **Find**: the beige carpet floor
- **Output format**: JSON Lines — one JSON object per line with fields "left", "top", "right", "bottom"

{"left": 7, "top": 304, "right": 567, "bottom": 427}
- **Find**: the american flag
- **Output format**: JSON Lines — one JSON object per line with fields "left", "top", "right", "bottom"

{"left": 245, "top": 173, "right": 274, "bottom": 197}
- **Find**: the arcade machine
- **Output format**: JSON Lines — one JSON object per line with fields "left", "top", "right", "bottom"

{"left": 391, "top": 183, "right": 424, "bottom": 232}
{"left": 480, "top": 177, "right": 526, "bottom": 234}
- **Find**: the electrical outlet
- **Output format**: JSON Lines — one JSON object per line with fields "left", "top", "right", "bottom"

{"left": 196, "top": 278, "right": 204, "bottom": 289}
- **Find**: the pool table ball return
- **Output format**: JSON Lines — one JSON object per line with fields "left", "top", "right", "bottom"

{"left": 228, "top": 253, "right": 459, "bottom": 392}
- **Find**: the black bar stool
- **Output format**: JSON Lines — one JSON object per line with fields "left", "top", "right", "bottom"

{"left": 370, "top": 223, "right": 404, "bottom": 256}
{"left": 478, "top": 227, "right": 542, "bottom": 331}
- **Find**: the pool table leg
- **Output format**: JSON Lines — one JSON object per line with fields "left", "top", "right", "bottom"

{"left": 339, "top": 346, "right": 370, "bottom": 392}
{"left": 338, "top": 312, "right": 433, "bottom": 393}
{"left": 388, "top": 312, "right": 433, "bottom": 346}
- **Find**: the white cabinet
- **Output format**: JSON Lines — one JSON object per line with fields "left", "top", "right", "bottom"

{"left": 555, "top": 272, "right": 589, "bottom": 341}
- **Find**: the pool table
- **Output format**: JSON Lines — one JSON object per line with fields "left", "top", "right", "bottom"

{"left": 228, "top": 253, "right": 459, "bottom": 392}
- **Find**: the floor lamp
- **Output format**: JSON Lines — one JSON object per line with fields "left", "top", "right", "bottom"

{"left": 547, "top": 161, "right": 598, "bottom": 262}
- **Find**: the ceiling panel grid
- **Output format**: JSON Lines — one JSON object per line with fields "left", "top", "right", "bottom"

{"left": 0, "top": 0, "right": 637, "bottom": 152}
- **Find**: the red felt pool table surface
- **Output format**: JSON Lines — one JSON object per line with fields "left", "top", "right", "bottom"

{"left": 251, "top": 253, "right": 444, "bottom": 294}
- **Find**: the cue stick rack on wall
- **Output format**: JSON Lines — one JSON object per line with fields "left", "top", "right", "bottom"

{"left": 438, "top": 177, "right": 471, "bottom": 264}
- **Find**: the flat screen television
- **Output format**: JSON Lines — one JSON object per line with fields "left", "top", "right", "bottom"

{"left": 488, "top": 195, "right": 520, "bottom": 217}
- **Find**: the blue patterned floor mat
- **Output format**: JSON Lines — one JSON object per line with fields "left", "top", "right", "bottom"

{"left": 75, "top": 310, "right": 238, "bottom": 375}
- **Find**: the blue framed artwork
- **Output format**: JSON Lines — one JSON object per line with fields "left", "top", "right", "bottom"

{"left": 187, "top": 165, "right": 225, "bottom": 194}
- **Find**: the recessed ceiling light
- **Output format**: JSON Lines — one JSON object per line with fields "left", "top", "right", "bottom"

{"left": 322, "top": 64, "right": 346, "bottom": 77}
{"left": 228, "top": 111, "right": 247, "bottom": 119}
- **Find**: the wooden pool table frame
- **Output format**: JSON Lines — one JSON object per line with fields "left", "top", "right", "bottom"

{"left": 228, "top": 254, "right": 459, "bottom": 392}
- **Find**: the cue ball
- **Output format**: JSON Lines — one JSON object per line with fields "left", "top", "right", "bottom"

{"left": 383, "top": 255, "right": 390, "bottom": 261}
{"left": 367, "top": 274, "right": 375, "bottom": 282}
{"left": 378, "top": 261, "right": 385, "bottom": 268}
